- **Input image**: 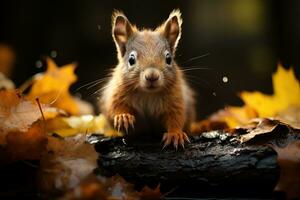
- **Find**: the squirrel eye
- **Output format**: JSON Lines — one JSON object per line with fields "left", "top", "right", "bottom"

{"left": 128, "top": 51, "right": 137, "bottom": 66}
{"left": 165, "top": 51, "right": 172, "bottom": 65}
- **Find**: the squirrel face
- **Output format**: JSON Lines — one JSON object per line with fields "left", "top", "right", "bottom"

{"left": 112, "top": 10, "right": 182, "bottom": 92}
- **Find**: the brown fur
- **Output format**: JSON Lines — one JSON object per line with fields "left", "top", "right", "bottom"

{"left": 99, "top": 9, "right": 196, "bottom": 148}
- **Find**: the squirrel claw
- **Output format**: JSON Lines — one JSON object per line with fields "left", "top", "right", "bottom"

{"left": 162, "top": 131, "right": 189, "bottom": 149}
{"left": 113, "top": 113, "right": 135, "bottom": 133}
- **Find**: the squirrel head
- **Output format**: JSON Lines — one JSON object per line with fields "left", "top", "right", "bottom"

{"left": 111, "top": 10, "right": 182, "bottom": 92}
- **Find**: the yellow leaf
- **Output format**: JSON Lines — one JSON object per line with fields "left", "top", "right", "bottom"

{"left": 222, "top": 106, "right": 257, "bottom": 128}
{"left": 27, "top": 58, "right": 79, "bottom": 115}
{"left": 46, "top": 114, "right": 120, "bottom": 137}
{"left": 240, "top": 64, "right": 300, "bottom": 117}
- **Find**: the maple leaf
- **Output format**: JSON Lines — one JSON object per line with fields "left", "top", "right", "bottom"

{"left": 201, "top": 64, "right": 300, "bottom": 130}
{"left": 240, "top": 64, "right": 300, "bottom": 117}
{"left": 27, "top": 58, "right": 79, "bottom": 115}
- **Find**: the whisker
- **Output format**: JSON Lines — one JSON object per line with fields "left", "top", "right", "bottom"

{"left": 75, "top": 77, "right": 109, "bottom": 92}
{"left": 185, "top": 74, "right": 212, "bottom": 89}
{"left": 86, "top": 79, "right": 108, "bottom": 90}
{"left": 180, "top": 53, "right": 210, "bottom": 65}
{"left": 90, "top": 79, "right": 137, "bottom": 97}
{"left": 181, "top": 66, "right": 212, "bottom": 72}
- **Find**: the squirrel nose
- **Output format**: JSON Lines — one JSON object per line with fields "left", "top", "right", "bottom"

{"left": 145, "top": 73, "right": 159, "bottom": 82}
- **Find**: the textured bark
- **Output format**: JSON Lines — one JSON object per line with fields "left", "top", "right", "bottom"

{"left": 91, "top": 122, "right": 300, "bottom": 198}
{"left": 91, "top": 130, "right": 287, "bottom": 198}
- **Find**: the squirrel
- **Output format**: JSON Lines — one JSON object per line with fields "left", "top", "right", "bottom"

{"left": 99, "top": 9, "right": 196, "bottom": 148}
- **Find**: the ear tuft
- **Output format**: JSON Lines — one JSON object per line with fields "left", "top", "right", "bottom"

{"left": 168, "top": 9, "right": 183, "bottom": 28}
{"left": 112, "top": 10, "right": 135, "bottom": 58}
{"left": 157, "top": 9, "right": 183, "bottom": 53}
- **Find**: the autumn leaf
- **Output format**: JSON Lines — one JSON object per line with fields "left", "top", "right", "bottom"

{"left": 46, "top": 114, "right": 120, "bottom": 137}
{"left": 0, "top": 90, "right": 46, "bottom": 144}
{"left": 239, "top": 118, "right": 279, "bottom": 143}
{"left": 138, "top": 185, "right": 161, "bottom": 200}
{"left": 240, "top": 64, "right": 300, "bottom": 118}
{"left": 191, "top": 105, "right": 257, "bottom": 133}
{"left": 62, "top": 174, "right": 161, "bottom": 200}
{"left": 275, "top": 106, "right": 300, "bottom": 129}
{"left": 27, "top": 58, "right": 80, "bottom": 115}
{"left": 272, "top": 140, "right": 300, "bottom": 199}
{"left": 0, "top": 72, "right": 15, "bottom": 89}
{"left": 0, "top": 122, "right": 47, "bottom": 163}
{"left": 38, "top": 134, "right": 98, "bottom": 192}
{"left": 200, "top": 64, "right": 300, "bottom": 130}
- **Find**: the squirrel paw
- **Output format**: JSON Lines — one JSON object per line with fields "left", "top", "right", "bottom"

{"left": 162, "top": 130, "right": 190, "bottom": 149}
{"left": 114, "top": 113, "right": 135, "bottom": 133}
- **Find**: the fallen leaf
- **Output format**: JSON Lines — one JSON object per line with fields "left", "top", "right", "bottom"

{"left": 0, "top": 72, "right": 15, "bottom": 89}
{"left": 275, "top": 106, "right": 300, "bottom": 129}
{"left": 62, "top": 175, "right": 161, "bottom": 200}
{"left": 240, "top": 118, "right": 279, "bottom": 143}
{"left": 0, "top": 90, "right": 48, "bottom": 145}
{"left": 138, "top": 185, "right": 161, "bottom": 200}
{"left": 272, "top": 140, "right": 300, "bottom": 199}
{"left": 0, "top": 122, "right": 47, "bottom": 163}
{"left": 198, "top": 65, "right": 300, "bottom": 131}
{"left": 240, "top": 64, "right": 300, "bottom": 118}
{"left": 192, "top": 105, "right": 257, "bottom": 132}
{"left": 38, "top": 134, "right": 98, "bottom": 193}
{"left": 46, "top": 114, "right": 120, "bottom": 137}
{"left": 27, "top": 58, "right": 80, "bottom": 115}
{"left": 221, "top": 106, "right": 258, "bottom": 128}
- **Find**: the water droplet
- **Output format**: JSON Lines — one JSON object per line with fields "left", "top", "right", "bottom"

{"left": 36, "top": 60, "right": 43, "bottom": 68}
{"left": 212, "top": 92, "right": 217, "bottom": 96}
{"left": 222, "top": 76, "right": 228, "bottom": 83}
{"left": 97, "top": 25, "right": 101, "bottom": 30}
{"left": 50, "top": 50, "right": 57, "bottom": 58}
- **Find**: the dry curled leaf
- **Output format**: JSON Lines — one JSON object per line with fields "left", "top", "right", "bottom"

{"left": 272, "top": 140, "right": 300, "bottom": 199}
{"left": 0, "top": 90, "right": 43, "bottom": 132}
{"left": 0, "top": 90, "right": 49, "bottom": 145}
{"left": 275, "top": 106, "right": 300, "bottom": 129}
{"left": 38, "top": 134, "right": 98, "bottom": 193}
{"left": 240, "top": 118, "right": 279, "bottom": 143}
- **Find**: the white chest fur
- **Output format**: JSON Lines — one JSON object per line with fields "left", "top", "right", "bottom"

{"left": 128, "top": 92, "right": 166, "bottom": 117}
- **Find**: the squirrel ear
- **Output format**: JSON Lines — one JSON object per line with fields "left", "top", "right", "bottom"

{"left": 112, "top": 11, "right": 135, "bottom": 57}
{"left": 158, "top": 9, "right": 182, "bottom": 53}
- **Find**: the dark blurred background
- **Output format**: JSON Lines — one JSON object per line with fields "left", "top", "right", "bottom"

{"left": 0, "top": 0, "right": 299, "bottom": 119}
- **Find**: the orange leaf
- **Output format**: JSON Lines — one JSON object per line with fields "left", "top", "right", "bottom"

{"left": 272, "top": 140, "right": 300, "bottom": 199}
{"left": 0, "top": 122, "right": 47, "bottom": 163}
{"left": 139, "top": 185, "right": 161, "bottom": 200}
{"left": 0, "top": 90, "right": 46, "bottom": 144}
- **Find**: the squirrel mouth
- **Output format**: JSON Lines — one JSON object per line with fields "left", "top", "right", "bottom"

{"left": 145, "top": 84, "right": 160, "bottom": 91}
{"left": 147, "top": 85, "right": 156, "bottom": 89}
